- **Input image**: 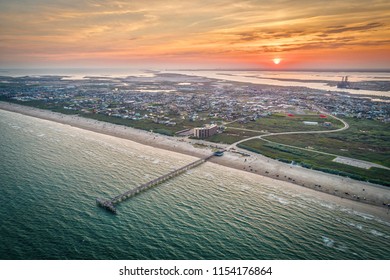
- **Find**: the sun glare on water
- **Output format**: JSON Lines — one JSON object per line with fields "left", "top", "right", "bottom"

{"left": 273, "top": 58, "right": 281, "bottom": 64}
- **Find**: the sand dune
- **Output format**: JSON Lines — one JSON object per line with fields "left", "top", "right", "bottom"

{"left": 1, "top": 101, "right": 389, "bottom": 218}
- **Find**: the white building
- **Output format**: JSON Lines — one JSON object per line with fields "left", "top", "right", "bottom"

{"left": 194, "top": 124, "right": 218, "bottom": 138}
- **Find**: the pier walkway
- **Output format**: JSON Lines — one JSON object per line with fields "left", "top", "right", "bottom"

{"left": 97, "top": 153, "right": 218, "bottom": 214}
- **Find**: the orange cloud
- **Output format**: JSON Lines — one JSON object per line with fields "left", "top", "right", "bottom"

{"left": 0, "top": 0, "right": 389, "bottom": 69}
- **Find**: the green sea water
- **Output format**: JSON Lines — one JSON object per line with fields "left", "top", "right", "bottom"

{"left": 0, "top": 109, "right": 389, "bottom": 260}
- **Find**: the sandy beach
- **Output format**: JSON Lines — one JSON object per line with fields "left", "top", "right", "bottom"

{"left": 1, "top": 101, "right": 389, "bottom": 219}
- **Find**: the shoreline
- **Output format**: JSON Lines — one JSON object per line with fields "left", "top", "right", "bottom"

{"left": 1, "top": 101, "right": 389, "bottom": 219}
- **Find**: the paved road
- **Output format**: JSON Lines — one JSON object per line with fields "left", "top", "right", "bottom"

{"left": 227, "top": 113, "right": 349, "bottom": 149}
{"left": 226, "top": 114, "right": 389, "bottom": 170}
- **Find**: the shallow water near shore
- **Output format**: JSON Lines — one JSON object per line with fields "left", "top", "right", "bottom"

{"left": 0, "top": 109, "right": 389, "bottom": 259}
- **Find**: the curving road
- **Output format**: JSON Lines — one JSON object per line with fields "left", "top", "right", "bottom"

{"left": 226, "top": 113, "right": 390, "bottom": 170}
{"left": 228, "top": 113, "right": 349, "bottom": 149}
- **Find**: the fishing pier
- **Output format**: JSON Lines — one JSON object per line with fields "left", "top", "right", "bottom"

{"left": 97, "top": 151, "right": 222, "bottom": 214}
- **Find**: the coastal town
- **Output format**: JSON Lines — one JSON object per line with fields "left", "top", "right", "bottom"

{"left": 2, "top": 0, "right": 390, "bottom": 269}
{"left": 1, "top": 72, "right": 389, "bottom": 190}
{"left": 0, "top": 73, "right": 389, "bottom": 138}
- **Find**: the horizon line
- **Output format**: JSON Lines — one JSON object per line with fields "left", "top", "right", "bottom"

{"left": 1, "top": 67, "right": 390, "bottom": 73}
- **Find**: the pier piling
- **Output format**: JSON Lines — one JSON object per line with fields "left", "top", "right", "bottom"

{"left": 96, "top": 152, "right": 219, "bottom": 214}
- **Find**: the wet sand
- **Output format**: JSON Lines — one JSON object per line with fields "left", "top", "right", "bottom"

{"left": 1, "top": 101, "right": 389, "bottom": 219}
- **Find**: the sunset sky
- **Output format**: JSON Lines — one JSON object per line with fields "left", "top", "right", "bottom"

{"left": 1, "top": 0, "right": 389, "bottom": 70}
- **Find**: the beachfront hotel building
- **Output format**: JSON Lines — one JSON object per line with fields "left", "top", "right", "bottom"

{"left": 194, "top": 124, "right": 218, "bottom": 138}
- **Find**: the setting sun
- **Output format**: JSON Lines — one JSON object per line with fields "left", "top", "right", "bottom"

{"left": 273, "top": 58, "right": 282, "bottom": 65}
{"left": 0, "top": 1, "right": 389, "bottom": 70}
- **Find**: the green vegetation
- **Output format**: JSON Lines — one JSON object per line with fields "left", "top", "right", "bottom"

{"left": 0, "top": 97, "right": 215, "bottom": 136}
{"left": 83, "top": 113, "right": 220, "bottom": 136}
{"left": 238, "top": 139, "right": 390, "bottom": 186}
{"left": 79, "top": 113, "right": 178, "bottom": 136}
{"left": 207, "top": 128, "right": 263, "bottom": 144}
{"left": 3, "top": 97, "right": 389, "bottom": 187}
{"left": 266, "top": 117, "right": 390, "bottom": 167}
{"left": 208, "top": 113, "right": 344, "bottom": 145}
{"left": 239, "top": 140, "right": 335, "bottom": 164}
{"left": 0, "top": 97, "right": 80, "bottom": 115}
{"left": 229, "top": 113, "right": 343, "bottom": 133}
{"left": 177, "top": 118, "right": 217, "bottom": 130}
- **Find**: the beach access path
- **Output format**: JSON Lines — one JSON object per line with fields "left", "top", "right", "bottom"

{"left": 1, "top": 101, "right": 389, "bottom": 216}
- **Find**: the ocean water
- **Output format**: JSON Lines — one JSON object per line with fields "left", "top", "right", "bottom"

{"left": 0, "top": 109, "right": 389, "bottom": 260}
